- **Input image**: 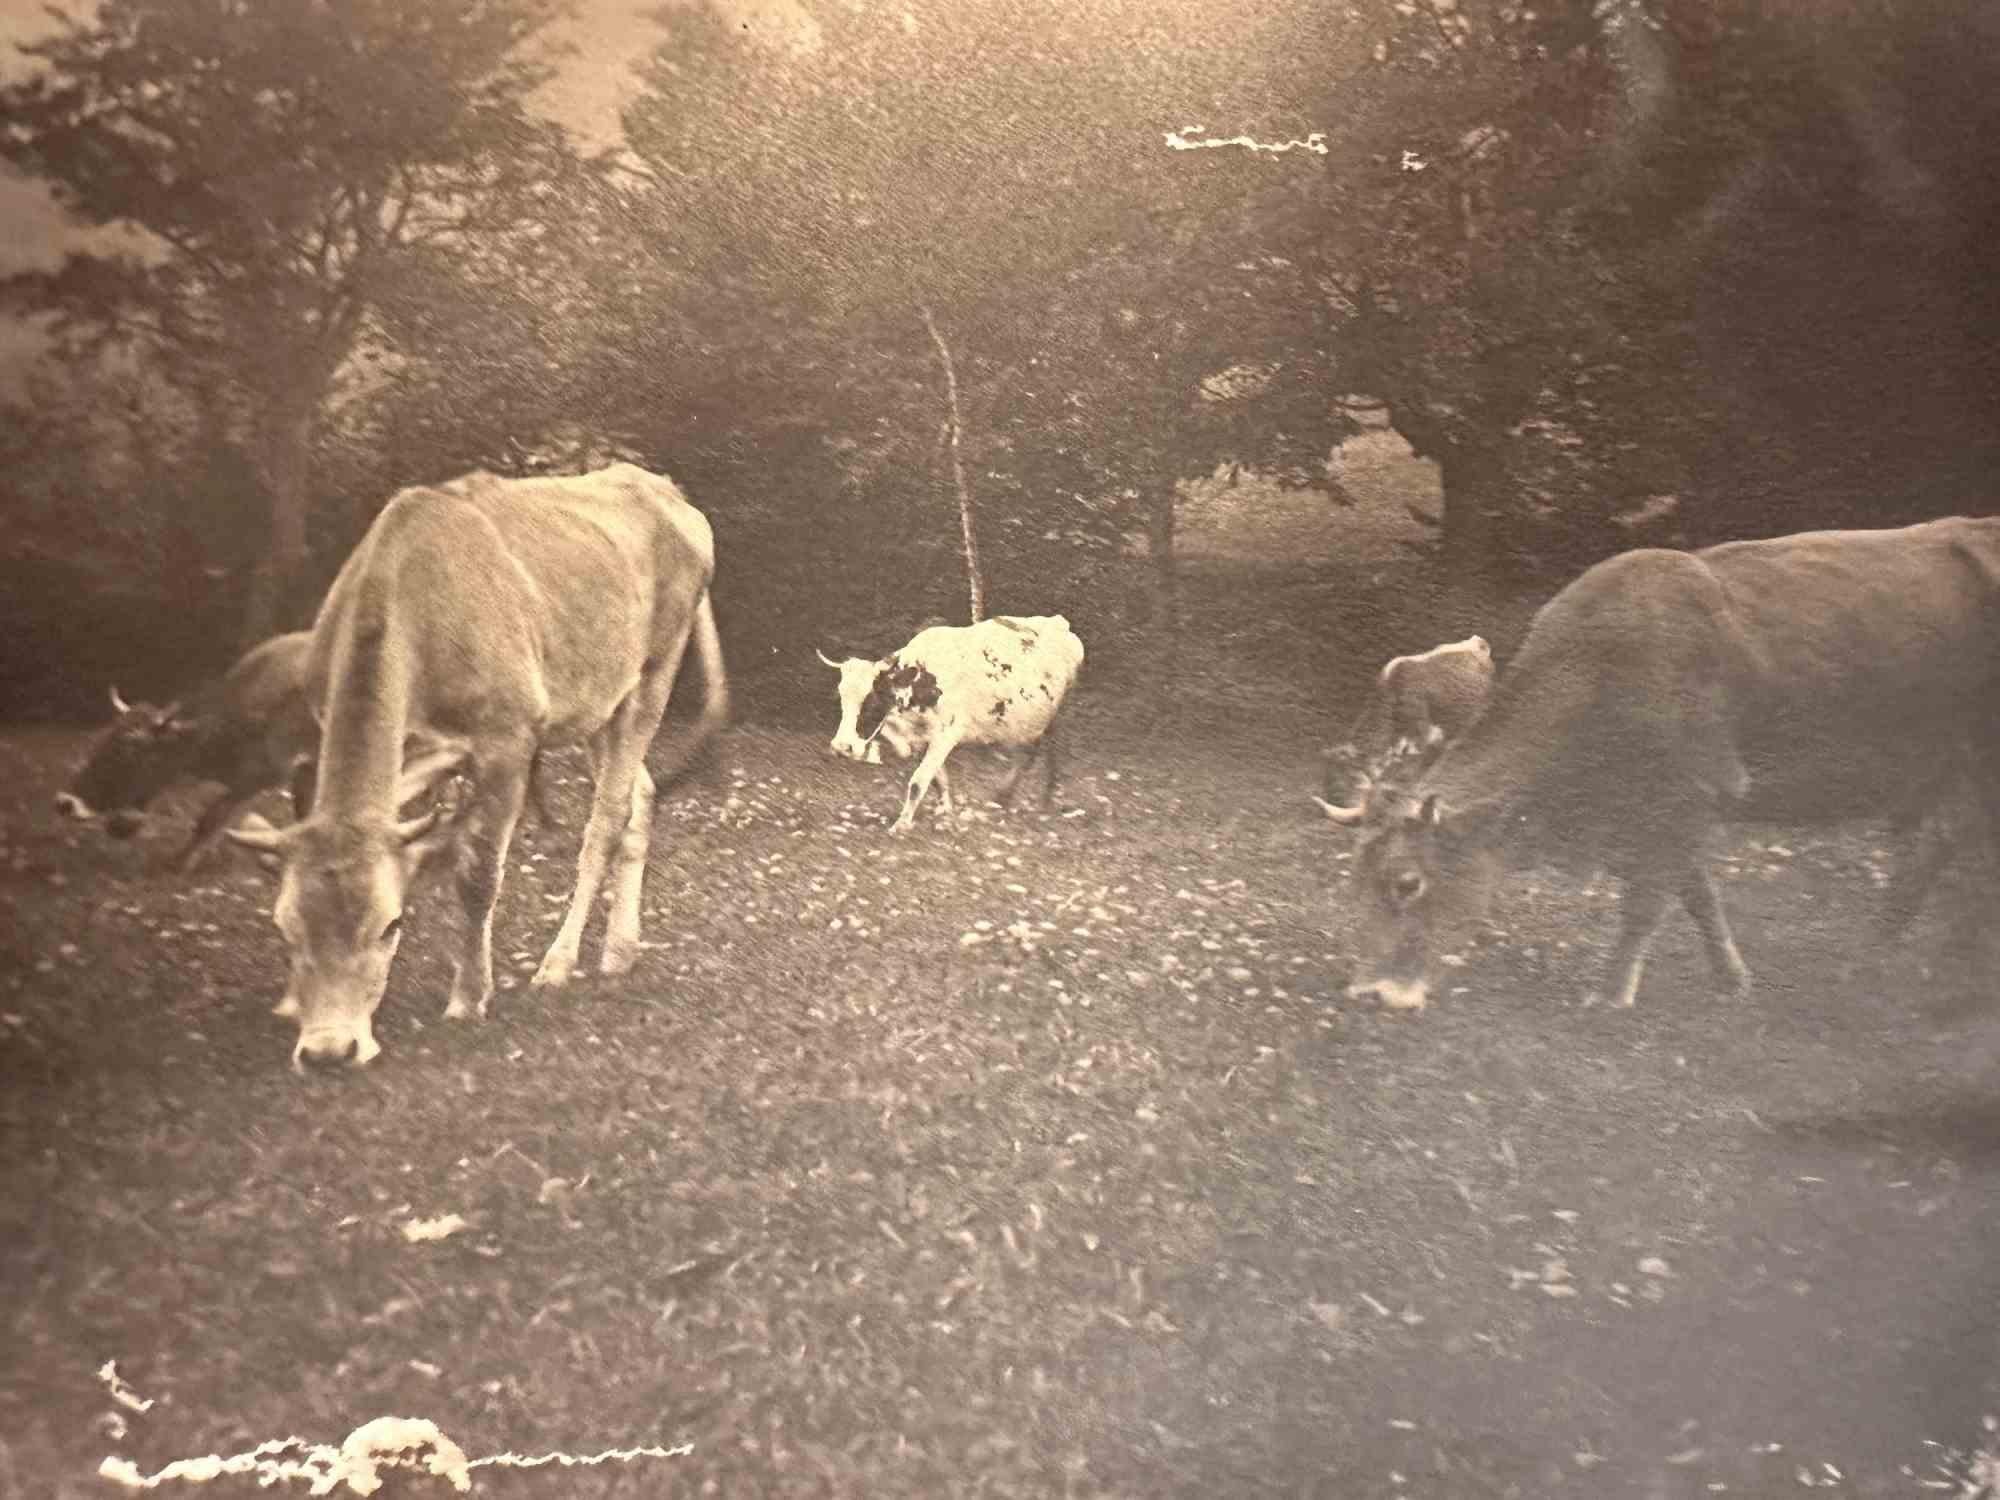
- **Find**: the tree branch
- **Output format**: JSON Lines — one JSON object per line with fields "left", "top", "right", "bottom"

{"left": 920, "top": 303, "right": 983, "bottom": 624}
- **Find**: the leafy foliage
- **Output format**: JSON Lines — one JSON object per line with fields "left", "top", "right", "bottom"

{"left": 0, "top": 0, "right": 585, "bottom": 640}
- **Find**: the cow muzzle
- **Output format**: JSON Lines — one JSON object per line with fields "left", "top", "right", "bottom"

{"left": 1345, "top": 976, "right": 1431, "bottom": 1012}
{"left": 293, "top": 1026, "right": 381, "bottom": 1072}
{"left": 828, "top": 735, "right": 881, "bottom": 764}
{"left": 57, "top": 791, "right": 145, "bottom": 838}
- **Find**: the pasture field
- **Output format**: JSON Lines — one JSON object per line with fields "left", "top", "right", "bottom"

{"left": 2, "top": 702, "right": 1999, "bottom": 1499}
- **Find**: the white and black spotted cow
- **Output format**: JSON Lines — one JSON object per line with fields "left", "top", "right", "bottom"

{"left": 819, "top": 614, "right": 1085, "bottom": 834}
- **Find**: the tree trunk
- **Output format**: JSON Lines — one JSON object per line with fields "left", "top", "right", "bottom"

{"left": 1144, "top": 483, "right": 1179, "bottom": 680}
{"left": 1435, "top": 442, "right": 1507, "bottom": 587}
{"left": 239, "top": 394, "right": 318, "bottom": 651}
{"left": 920, "top": 305, "right": 983, "bottom": 623}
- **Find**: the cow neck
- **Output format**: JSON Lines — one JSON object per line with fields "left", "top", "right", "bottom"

{"left": 314, "top": 617, "right": 414, "bottom": 823}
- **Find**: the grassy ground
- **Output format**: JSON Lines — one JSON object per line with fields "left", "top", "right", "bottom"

{"left": 3, "top": 680, "right": 1999, "bottom": 1498}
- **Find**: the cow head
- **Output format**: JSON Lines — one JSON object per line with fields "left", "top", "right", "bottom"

{"left": 1345, "top": 788, "right": 1503, "bottom": 1013}
{"left": 228, "top": 809, "right": 454, "bottom": 1071}
{"left": 819, "top": 648, "right": 941, "bottom": 764}
{"left": 1316, "top": 726, "right": 1446, "bottom": 825}
{"left": 56, "top": 687, "right": 203, "bottom": 838}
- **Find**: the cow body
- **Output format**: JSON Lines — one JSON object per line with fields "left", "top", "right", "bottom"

{"left": 228, "top": 464, "right": 729, "bottom": 1070}
{"left": 823, "top": 615, "right": 1084, "bottom": 834}
{"left": 1349, "top": 519, "right": 2000, "bottom": 1013}
{"left": 1319, "top": 635, "right": 1494, "bottom": 821}
{"left": 57, "top": 633, "right": 319, "bottom": 868}
{"left": 57, "top": 632, "right": 563, "bottom": 871}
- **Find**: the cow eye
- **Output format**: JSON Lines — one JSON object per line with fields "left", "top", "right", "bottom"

{"left": 380, "top": 916, "right": 403, "bottom": 943}
{"left": 1392, "top": 869, "right": 1425, "bottom": 903}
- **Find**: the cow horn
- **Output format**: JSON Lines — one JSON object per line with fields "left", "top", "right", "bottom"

{"left": 110, "top": 685, "right": 132, "bottom": 715}
{"left": 1313, "top": 795, "right": 1367, "bottom": 826}
{"left": 815, "top": 648, "right": 843, "bottom": 669}
{"left": 1419, "top": 794, "right": 1441, "bottom": 827}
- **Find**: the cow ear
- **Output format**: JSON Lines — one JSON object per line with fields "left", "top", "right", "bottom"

{"left": 396, "top": 805, "right": 455, "bottom": 870}
{"left": 226, "top": 821, "right": 290, "bottom": 855}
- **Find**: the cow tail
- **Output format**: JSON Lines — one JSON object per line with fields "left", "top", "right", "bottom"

{"left": 652, "top": 588, "right": 732, "bottom": 789}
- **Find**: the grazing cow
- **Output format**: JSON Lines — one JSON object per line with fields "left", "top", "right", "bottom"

{"left": 1347, "top": 519, "right": 2000, "bottom": 1013}
{"left": 1317, "top": 635, "right": 1495, "bottom": 823}
{"left": 227, "top": 464, "right": 729, "bottom": 1070}
{"left": 819, "top": 614, "right": 1084, "bottom": 834}
{"left": 55, "top": 633, "right": 560, "bottom": 870}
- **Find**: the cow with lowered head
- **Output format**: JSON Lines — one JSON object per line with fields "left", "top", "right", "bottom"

{"left": 1347, "top": 519, "right": 2000, "bottom": 1014}
{"left": 1317, "top": 635, "right": 1495, "bottom": 824}
{"left": 820, "top": 614, "right": 1085, "bottom": 834}
{"left": 226, "top": 463, "right": 730, "bottom": 1071}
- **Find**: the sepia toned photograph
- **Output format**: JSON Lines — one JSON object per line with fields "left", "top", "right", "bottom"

{"left": 2, "top": 0, "right": 1998, "bottom": 1494}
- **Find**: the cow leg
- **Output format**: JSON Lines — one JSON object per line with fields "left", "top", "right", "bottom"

{"left": 993, "top": 741, "right": 1042, "bottom": 808}
{"left": 935, "top": 761, "right": 955, "bottom": 815}
{"left": 177, "top": 787, "right": 262, "bottom": 871}
{"left": 1879, "top": 811, "right": 1960, "bottom": 940}
{"left": 288, "top": 760, "right": 317, "bottom": 821}
{"left": 599, "top": 764, "right": 658, "bottom": 976}
{"left": 527, "top": 749, "right": 563, "bottom": 827}
{"left": 1587, "top": 876, "right": 1674, "bottom": 1009}
{"left": 534, "top": 658, "right": 680, "bottom": 987}
{"left": 892, "top": 735, "right": 960, "bottom": 834}
{"left": 1040, "top": 722, "right": 1063, "bottom": 810}
{"left": 1680, "top": 866, "right": 1752, "bottom": 995}
{"left": 444, "top": 760, "right": 530, "bottom": 1021}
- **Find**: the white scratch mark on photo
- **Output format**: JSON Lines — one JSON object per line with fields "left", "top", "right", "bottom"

{"left": 98, "top": 1361, "right": 156, "bottom": 1414}
{"left": 98, "top": 1414, "right": 695, "bottom": 1494}
{"left": 1164, "top": 125, "right": 1326, "bottom": 156}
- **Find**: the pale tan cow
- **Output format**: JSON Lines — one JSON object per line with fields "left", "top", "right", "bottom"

{"left": 230, "top": 464, "right": 729, "bottom": 1070}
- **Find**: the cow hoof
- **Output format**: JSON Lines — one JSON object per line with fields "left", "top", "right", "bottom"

{"left": 599, "top": 945, "right": 638, "bottom": 978}
{"left": 888, "top": 819, "right": 914, "bottom": 836}
{"left": 530, "top": 957, "right": 575, "bottom": 988}
{"left": 443, "top": 997, "right": 476, "bottom": 1020}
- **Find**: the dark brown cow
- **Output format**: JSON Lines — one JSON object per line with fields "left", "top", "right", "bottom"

{"left": 56, "top": 631, "right": 560, "bottom": 871}
{"left": 56, "top": 633, "right": 319, "bottom": 869}
{"left": 1347, "top": 520, "right": 2000, "bottom": 1013}
{"left": 1317, "top": 635, "right": 1495, "bottom": 823}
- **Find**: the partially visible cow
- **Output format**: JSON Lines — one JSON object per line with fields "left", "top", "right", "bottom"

{"left": 819, "top": 614, "right": 1085, "bottom": 834}
{"left": 227, "top": 463, "right": 730, "bottom": 1071}
{"left": 1347, "top": 519, "right": 2000, "bottom": 1014}
{"left": 56, "top": 633, "right": 319, "bottom": 869}
{"left": 55, "top": 631, "right": 560, "bottom": 871}
{"left": 1317, "top": 635, "right": 1495, "bottom": 823}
